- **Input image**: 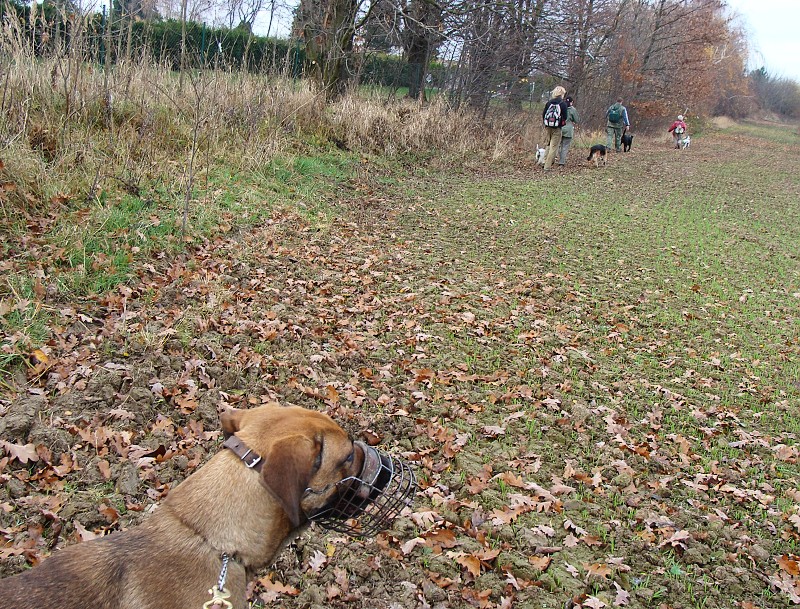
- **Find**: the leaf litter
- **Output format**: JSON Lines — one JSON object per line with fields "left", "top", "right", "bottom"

{"left": 1, "top": 132, "right": 800, "bottom": 608}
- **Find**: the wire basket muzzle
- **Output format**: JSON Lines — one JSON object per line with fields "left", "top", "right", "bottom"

{"left": 305, "top": 441, "right": 417, "bottom": 537}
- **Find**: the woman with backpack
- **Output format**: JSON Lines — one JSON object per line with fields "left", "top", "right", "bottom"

{"left": 668, "top": 115, "right": 688, "bottom": 149}
{"left": 606, "top": 98, "right": 630, "bottom": 152}
{"left": 541, "top": 86, "right": 569, "bottom": 171}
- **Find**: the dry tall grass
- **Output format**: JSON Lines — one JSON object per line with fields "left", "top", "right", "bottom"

{"left": 0, "top": 14, "right": 532, "bottom": 227}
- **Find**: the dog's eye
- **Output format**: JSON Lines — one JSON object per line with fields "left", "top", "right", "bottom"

{"left": 343, "top": 451, "right": 354, "bottom": 466}
{"left": 313, "top": 451, "right": 323, "bottom": 471}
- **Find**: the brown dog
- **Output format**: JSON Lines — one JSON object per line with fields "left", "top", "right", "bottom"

{"left": 0, "top": 403, "right": 412, "bottom": 609}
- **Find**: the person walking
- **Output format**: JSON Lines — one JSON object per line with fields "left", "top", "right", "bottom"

{"left": 668, "top": 115, "right": 688, "bottom": 148}
{"left": 558, "top": 96, "right": 580, "bottom": 166}
{"left": 606, "top": 98, "right": 630, "bottom": 152}
{"left": 541, "top": 86, "right": 569, "bottom": 171}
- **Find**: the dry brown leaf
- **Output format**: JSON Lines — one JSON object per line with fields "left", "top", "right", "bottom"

{"left": 424, "top": 528, "right": 458, "bottom": 549}
{"left": 777, "top": 554, "right": 800, "bottom": 576}
{"left": 2, "top": 441, "right": 40, "bottom": 464}
{"left": 613, "top": 581, "right": 631, "bottom": 606}
{"left": 73, "top": 520, "right": 99, "bottom": 542}
{"left": 307, "top": 549, "right": 328, "bottom": 573}
{"left": 258, "top": 575, "right": 299, "bottom": 601}
{"left": 584, "top": 563, "right": 612, "bottom": 579}
{"left": 97, "top": 459, "right": 112, "bottom": 480}
{"left": 455, "top": 554, "right": 482, "bottom": 578}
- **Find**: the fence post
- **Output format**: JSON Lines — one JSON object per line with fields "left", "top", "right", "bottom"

{"left": 99, "top": 5, "right": 106, "bottom": 66}
{"left": 201, "top": 22, "right": 206, "bottom": 66}
{"left": 292, "top": 38, "right": 301, "bottom": 79}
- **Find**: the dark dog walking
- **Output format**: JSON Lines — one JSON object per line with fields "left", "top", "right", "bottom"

{"left": 0, "top": 404, "right": 416, "bottom": 609}
{"left": 587, "top": 144, "right": 608, "bottom": 167}
{"left": 621, "top": 131, "right": 633, "bottom": 152}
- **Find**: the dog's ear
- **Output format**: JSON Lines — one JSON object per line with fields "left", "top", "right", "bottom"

{"left": 260, "top": 436, "right": 320, "bottom": 528}
{"left": 220, "top": 408, "right": 246, "bottom": 436}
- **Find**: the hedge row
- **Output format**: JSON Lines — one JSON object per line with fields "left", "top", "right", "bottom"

{"left": 3, "top": 2, "right": 445, "bottom": 89}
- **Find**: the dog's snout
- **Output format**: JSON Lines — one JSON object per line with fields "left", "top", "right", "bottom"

{"left": 305, "top": 442, "right": 417, "bottom": 537}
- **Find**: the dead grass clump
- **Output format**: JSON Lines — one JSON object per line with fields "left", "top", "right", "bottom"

{"left": 711, "top": 116, "right": 737, "bottom": 129}
{"left": 328, "top": 95, "right": 485, "bottom": 157}
{"left": 0, "top": 146, "right": 53, "bottom": 225}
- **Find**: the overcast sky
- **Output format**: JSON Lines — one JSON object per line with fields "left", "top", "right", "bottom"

{"left": 724, "top": 0, "right": 800, "bottom": 81}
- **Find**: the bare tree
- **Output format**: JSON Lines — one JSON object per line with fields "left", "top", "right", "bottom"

{"left": 222, "top": 0, "right": 267, "bottom": 29}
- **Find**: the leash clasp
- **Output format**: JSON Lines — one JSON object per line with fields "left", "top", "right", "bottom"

{"left": 203, "top": 585, "right": 232, "bottom": 609}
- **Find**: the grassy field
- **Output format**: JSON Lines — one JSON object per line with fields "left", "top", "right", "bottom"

{"left": 1, "top": 121, "right": 799, "bottom": 608}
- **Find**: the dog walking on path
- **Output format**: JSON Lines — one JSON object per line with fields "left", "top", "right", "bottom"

{"left": 587, "top": 144, "right": 608, "bottom": 167}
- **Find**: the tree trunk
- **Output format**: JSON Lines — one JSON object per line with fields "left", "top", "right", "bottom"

{"left": 300, "top": 0, "right": 360, "bottom": 99}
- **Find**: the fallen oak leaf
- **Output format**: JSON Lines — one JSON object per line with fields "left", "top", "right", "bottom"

{"left": 1, "top": 441, "right": 40, "bottom": 464}
{"left": 98, "top": 503, "right": 120, "bottom": 523}
{"left": 613, "top": 581, "right": 630, "bottom": 606}
{"left": 777, "top": 554, "right": 800, "bottom": 576}
{"left": 466, "top": 476, "right": 491, "bottom": 493}
{"left": 482, "top": 425, "right": 506, "bottom": 437}
{"left": 307, "top": 549, "right": 328, "bottom": 573}
{"left": 326, "top": 584, "right": 342, "bottom": 600}
{"left": 401, "top": 536, "right": 426, "bottom": 555}
{"left": 581, "top": 534, "right": 603, "bottom": 547}
{"left": 564, "top": 562, "right": 581, "bottom": 578}
{"left": 584, "top": 562, "right": 612, "bottom": 579}
{"left": 461, "top": 587, "right": 492, "bottom": 608}
{"left": 73, "top": 520, "right": 100, "bottom": 542}
{"left": 424, "top": 528, "right": 458, "bottom": 549}
{"left": 529, "top": 555, "right": 552, "bottom": 572}
{"left": 426, "top": 570, "right": 456, "bottom": 589}
{"left": 475, "top": 547, "right": 501, "bottom": 562}
{"left": 453, "top": 553, "right": 482, "bottom": 578}
{"left": 657, "top": 529, "right": 690, "bottom": 549}
{"left": 493, "top": 471, "right": 527, "bottom": 488}
{"left": 564, "top": 519, "right": 588, "bottom": 536}
{"left": 607, "top": 556, "right": 632, "bottom": 572}
{"left": 409, "top": 510, "right": 439, "bottom": 527}
{"left": 768, "top": 570, "right": 800, "bottom": 603}
{"left": 258, "top": 575, "right": 299, "bottom": 602}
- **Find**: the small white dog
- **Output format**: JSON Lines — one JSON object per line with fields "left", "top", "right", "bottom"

{"left": 535, "top": 144, "right": 547, "bottom": 165}
{"left": 680, "top": 135, "right": 691, "bottom": 149}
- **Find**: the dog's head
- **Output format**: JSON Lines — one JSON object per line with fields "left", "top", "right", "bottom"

{"left": 221, "top": 404, "right": 415, "bottom": 536}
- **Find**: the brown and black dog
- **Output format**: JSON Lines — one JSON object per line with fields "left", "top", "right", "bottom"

{"left": 586, "top": 144, "right": 608, "bottom": 167}
{"left": 0, "top": 404, "right": 400, "bottom": 609}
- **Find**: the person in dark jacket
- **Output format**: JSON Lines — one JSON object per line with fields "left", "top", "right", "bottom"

{"left": 558, "top": 96, "right": 580, "bottom": 166}
{"left": 606, "top": 98, "right": 630, "bottom": 152}
{"left": 541, "top": 86, "right": 569, "bottom": 171}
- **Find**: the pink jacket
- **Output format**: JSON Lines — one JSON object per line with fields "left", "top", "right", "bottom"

{"left": 668, "top": 120, "right": 687, "bottom": 133}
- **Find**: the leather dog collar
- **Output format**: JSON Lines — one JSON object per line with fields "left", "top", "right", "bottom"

{"left": 222, "top": 435, "right": 264, "bottom": 473}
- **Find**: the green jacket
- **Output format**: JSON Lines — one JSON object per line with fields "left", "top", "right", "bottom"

{"left": 606, "top": 103, "right": 629, "bottom": 127}
{"left": 561, "top": 106, "right": 580, "bottom": 138}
